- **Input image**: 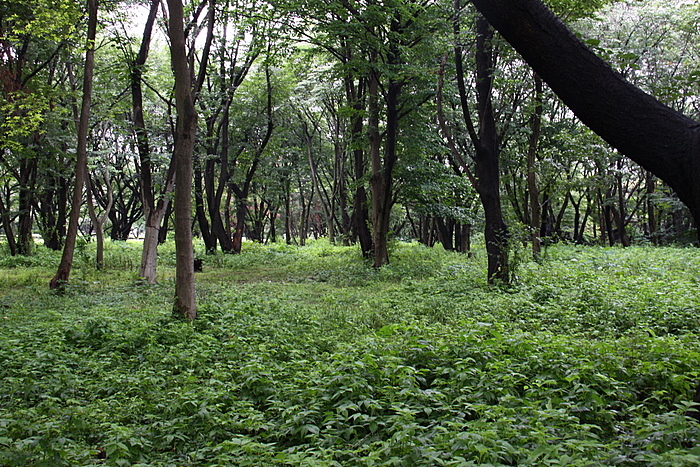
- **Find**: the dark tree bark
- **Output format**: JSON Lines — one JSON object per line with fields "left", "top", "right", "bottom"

{"left": 194, "top": 161, "right": 216, "bottom": 253}
{"left": 229, "top": 67, "right": 273, "bottom": 254}
{"left": 452, "top": 10, "right": 510, "bottom": 283}
{"left": 346, "top": 76, "right": 373, "bottom": 257}
{"left": 470, "top": 0, "right": 700, "bottom": 231}
{"left": 0, "top": 190, "right": 17, "bottom": 256}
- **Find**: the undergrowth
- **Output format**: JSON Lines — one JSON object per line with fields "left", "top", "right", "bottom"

{"left": 0, "top": 240, "right": 699, "bottom": 466}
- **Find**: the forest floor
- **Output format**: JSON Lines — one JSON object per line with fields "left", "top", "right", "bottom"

{"left": 1, "top": 239, "right": 700, "bottom": 466}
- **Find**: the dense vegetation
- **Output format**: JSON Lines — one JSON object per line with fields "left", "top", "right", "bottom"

{"left": 1, "top": 240, "right": 699, "bottom": 466}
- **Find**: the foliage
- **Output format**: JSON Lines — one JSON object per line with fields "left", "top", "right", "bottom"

{"left": 1, "top": 241, "right": 699, "bottom": 465}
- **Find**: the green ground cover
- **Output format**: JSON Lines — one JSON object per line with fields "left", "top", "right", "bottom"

{"left": 1, "top": 240, "right": 699, "bottom": 466}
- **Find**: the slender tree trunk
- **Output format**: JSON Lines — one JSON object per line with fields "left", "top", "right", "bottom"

{"left": 167, "top": 0, "right": 197, "bottom": 320}
{"left": 17, "top": 158, "right": 36, "bottom": 255}
{"left": 86, "top": 171, "right": 113, "bottom": 269}
{"left": 646, "top": 171, "right": 657, "bottom": 243}
{"left": 615, "top": 164, "right": 631, "bottom": 247}
{"left": 132, "top": 0, "right": 175, "bottom": 283}
{"left": 284, "top": 178, "right": 293, "bottom": 244}
{"left": 528, "top": 73, "right": 543, "bottom": 259}
{"left": 206, "top": 108, "right": 234, "bottom": 253}
{"left": 49, "top": 0, "right": 97, "bottom": 289}
{"left": 158, "top": 201, "right": 173, "bottom": 244}
{"left": 194, "top": 162, "right": 216, "bottom": 253}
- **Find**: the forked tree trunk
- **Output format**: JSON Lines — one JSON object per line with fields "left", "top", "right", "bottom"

{"left": 132, "top": 0, "right": 175, "bottom": 283}
{"left": 86, "top": 171, "right": 113, "bottom": 270}
{"left": 451, "top": 10, "right": 510, "bottom": 283}
{"left": 49, "top": 0, "right": 97, "bottom": 289}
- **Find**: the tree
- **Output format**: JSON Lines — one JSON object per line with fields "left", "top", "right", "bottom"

{"left": 167, "top": 0, "right": 198, "bottom": 320}
{"left": 131, "top": 0, "right": 173, "bottom": 282}
{"left": 49, "top": 0, "right": 97, "bottom": 289}
{"left": 469, "top": 0, "right": 700, "bottom": 234}
{"left": 437, "top": 5, "right": 512, "bottom": 283}
{"left": 86, "top": 168, "right": 113, "bottom": 269}
{"left": 0, "top": 0, "right": 80, "bottom": 255}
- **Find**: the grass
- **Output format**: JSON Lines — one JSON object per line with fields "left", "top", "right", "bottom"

{"left": 0, "top": 239, "right": 699, "bottom": 466}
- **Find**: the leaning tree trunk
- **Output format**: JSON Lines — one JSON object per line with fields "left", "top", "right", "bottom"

{"left": 49, "top": 0, "right": 97, "bottom": 289}
{"left": 167, "top": 0, "right": 197, "bottom": 320}
{"left": 470, "top": 0, "right": 700, "bottom": 232}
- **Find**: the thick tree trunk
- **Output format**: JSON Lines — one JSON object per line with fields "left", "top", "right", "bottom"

{"left": 470, "top": 0, "right": 700, "bottom": 230}
{"left": 167, "top": 0, "right": 197, "bottom": 320}
{"left": 49, "top": 0, "right": 97, "bottom": 289}
{"left": 140, "top": 221, "right": 160, "bottom": 283}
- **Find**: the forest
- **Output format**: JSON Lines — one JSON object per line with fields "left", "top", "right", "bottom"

{"left": 1, "top": 0, "right": 700, "bottom": 464}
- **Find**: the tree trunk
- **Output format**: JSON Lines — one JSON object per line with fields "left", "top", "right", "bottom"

{"left": 194, "top": 162, "right": 216, "bottom": 253}
{"left": 232, "top": 197, "right": 247, "bottom": 253}
{"left": 158, "top": 201, "right": 173, "bottom": 244}
{"left": 132, "top": 0, "right": 175, "bottom": 283}
{"left": 454, "top": 12, "right": 509, "bottom": 283}
{"left": 646, "top": 171, "right": 658, "bottom": 243}
{"left": 527, "top": 73, "right": 543, "bottom": 259}
{"left": 167, "top": 0, "right": 197, "bottom": 320}
{"left": 49, "top": 0, "right": 97, "bottom": 289}
{"left": 284, "top": 178, "right": 293, "bottom": 244}
{"left": 368, "top": 67, "right": 401, "bottom": 268}
{"left": 86, "top": 171, "right": 113, "bottom": 269}
{"left": 614, "top": 162, "right": 631, "bottom": 247}
{"left": 206, "top": 108, "right": 234, "bottom": 253}
{"left": 17, "top": 158, "right": 37, "bottom": 255}
{"left": 346, "top": 77, "right": 373, "bottom": 257}
{"left": 470, "top": 0, "right": 700, "bottom": 230}
{"left": 0, "top": 192, "right": 17, "bottom": 256}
